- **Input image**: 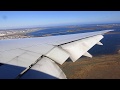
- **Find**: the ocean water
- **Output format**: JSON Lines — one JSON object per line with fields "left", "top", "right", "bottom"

{"left": 27, "top": 26, "right": 120, "bottom": 56}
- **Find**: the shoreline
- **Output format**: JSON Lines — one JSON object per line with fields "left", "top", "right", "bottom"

{"left": 0, "top": 28, "right": 45, "bottom": 40}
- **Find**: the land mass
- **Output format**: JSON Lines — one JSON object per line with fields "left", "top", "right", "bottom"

{"left": 59, "top": 54, "right": 120, "bottom": 79}
{"left": 0, "top": 27, "right": 45, "bottom": 40}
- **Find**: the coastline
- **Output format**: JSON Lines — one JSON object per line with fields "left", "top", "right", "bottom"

{"left": 0, "top": 28, "right": 44, "bottom": 40}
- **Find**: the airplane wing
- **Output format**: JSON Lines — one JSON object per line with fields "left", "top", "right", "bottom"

{"left": 0, "top": 30, "right": 113, "bottom": 79}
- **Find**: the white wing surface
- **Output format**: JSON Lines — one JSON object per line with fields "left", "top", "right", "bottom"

{"left": 0, "top": 30, "right": 113, "bottom": 79}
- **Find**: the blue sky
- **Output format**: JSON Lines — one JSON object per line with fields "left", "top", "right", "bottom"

{"left": 0, "top": 11, "right": 120, "bottom": 29}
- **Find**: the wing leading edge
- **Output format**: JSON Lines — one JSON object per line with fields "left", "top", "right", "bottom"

{"left": 0, "top": 30, "right": 114, "bottom": 79}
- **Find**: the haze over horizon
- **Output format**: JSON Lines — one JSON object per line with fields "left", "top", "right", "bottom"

{"left": 0, "top": 11, "right": 120, "bottom": 29}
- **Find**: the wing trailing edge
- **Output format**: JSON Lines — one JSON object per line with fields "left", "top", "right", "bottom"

{"left": 61, "top": 35, "right": 103, "bottom": 62}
